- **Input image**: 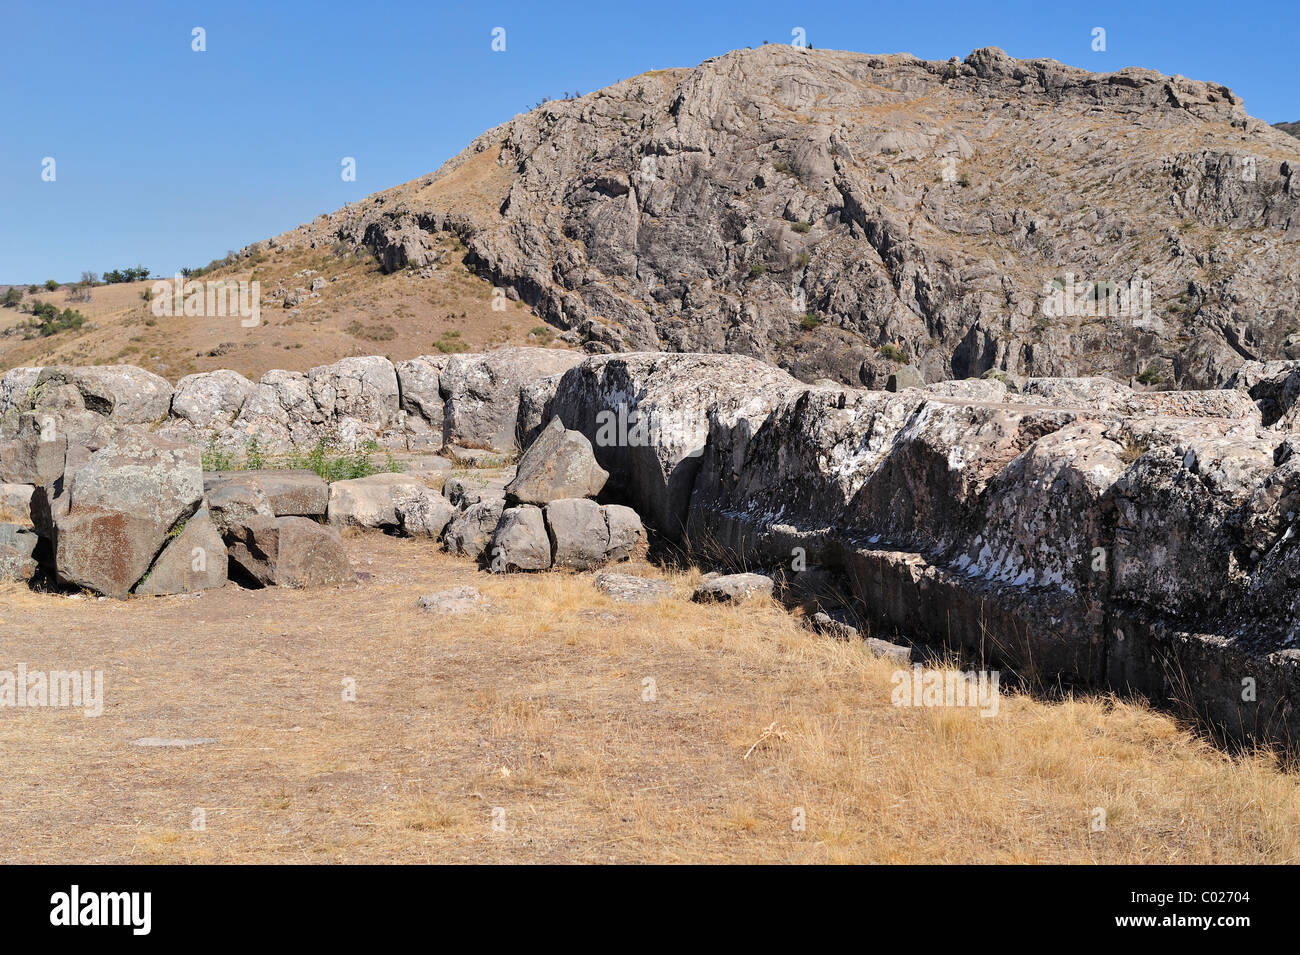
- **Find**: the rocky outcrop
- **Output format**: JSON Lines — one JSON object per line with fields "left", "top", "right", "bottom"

{"left": 257, "top": 45, "right": 1300, "bottom": 389}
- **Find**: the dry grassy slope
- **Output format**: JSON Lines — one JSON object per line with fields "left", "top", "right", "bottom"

{"left": 0, "top": 176, "right": 554, "bottom": 382}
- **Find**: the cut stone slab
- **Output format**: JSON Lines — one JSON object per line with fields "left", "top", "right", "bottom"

{"left": 134, "top": 508, "right": 227, "bottom": 596}
{"left": 206, "top": 469, "right": 328, "bottom": 517}
{"left": 693, "top": 572, "right": 776, "bottom": 603}
{"left": 489, "top": 505, "right": 551, "bottom": 571}
{"left": 418, "top": 586, "right": 491, "bottom": 613}
{"left": 544, "top": 497, "right": 609, "bottom": 570}
{"left": 226, "top": 516, "right": 350, "bottom": 588}
{"left": 594, "top": 572, "right": 673, "bottom": 604}
{"left": 505, "top": 416, "right": 608, "bottom": 504}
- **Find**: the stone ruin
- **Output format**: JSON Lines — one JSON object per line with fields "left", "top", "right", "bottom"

{"left": 4, "top": 346, "right": 1300, "bottom": 748}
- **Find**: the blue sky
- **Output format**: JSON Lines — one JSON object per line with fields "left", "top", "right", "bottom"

{"left": 2, "top": 0, "right": 1296, "bottom": 282}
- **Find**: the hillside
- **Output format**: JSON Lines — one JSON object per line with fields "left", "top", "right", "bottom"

{"left": 5, "top": 45, "right": 1299, "bottom": 388}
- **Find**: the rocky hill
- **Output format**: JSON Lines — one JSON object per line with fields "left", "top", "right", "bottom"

{"left": 258, "top": 45, "right": 1300, "bottom": 389}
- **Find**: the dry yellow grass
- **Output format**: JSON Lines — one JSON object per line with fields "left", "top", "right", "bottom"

{"left": 0, "top": 533, "right": 1296, "bottom": 864}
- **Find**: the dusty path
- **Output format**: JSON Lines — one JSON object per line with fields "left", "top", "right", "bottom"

{"left": 0, "top": 533, "right": 1296, "bottom": 864}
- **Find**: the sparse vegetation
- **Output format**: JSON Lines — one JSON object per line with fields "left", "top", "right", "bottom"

{"left": 877, "top": 343, "right": 907, "bottom": 363}
{"left": 800, "top": 312, "right": 823, "bottom": 331}
{"left": 103, "top": 265, "right": 151, "bottom": 284}
{"left": 26, "top": 301, "right": 86, "bottom": 338}
{"left": 1137, "top": 366, "right": 1164, "bottom": 386}
{"left": 791, "top": 219, "right": 811, "bottom": 234}
{"left": 748, "top": 264, "right": 767, "bottom": 279}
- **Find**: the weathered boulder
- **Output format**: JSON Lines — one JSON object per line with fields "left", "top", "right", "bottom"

{"left": 205, "top": 479, "right": 274, "bottom": 536}
{"left": 0, "top": 483, "right": 33, "bottom": 525}
{"left": 32, "top": 365, "right": 173, "bottom": 424}
{"left": 440, "top": 348, "right": 582, "bottom": 451}
{"left": 327, "top": 473, "right": 453, "bottom": 537}
{"left": 307, "top": 356, "right": 402, "bottom": 446}
{"left": 47, "top": 432, "right": 203, "bottom": 598}
{"left": 418, "top": 586, "right": 491, "bottom": 614}
{"left": 168, "top": 370, "right": 255, "bottom": 430}
{"left": 0, "top": 523, "right": 37, "bottom": 582}
{"left": 0, "top": 415, "right": 67, "bottom": 485}
{"left": 134, "top": 508, "right": 228, "bottom": 596}
{"left": 603, "top": 504, "right": 645, "bottom": 562}
{"left": 544, "top": 498, "right": 609, "bottom": 570}
{"left": 489, "top": 504, "right": 551, "bottom": 571}
{"left": 594, "top": 572, "right": 673, "bottom": 603}
{"left": 226, "top": 516, "right": 350, "bottom": 588}
{"left": 693, "top": 572, "right": 776, "bottom": 603}
{"left": 886, "top": 366, "right": 926, "bottom": 392}
{"left": 442, "top": 497, "right": 505, "bottom": 559}
{"left": 505, "top": 417, "right": 608, "bottom": 504}
{"left": 206, "top": 470, "right": 328, "bottom": 518}
{"left": 394, "top": 355, "right": 450, "bottom": 446}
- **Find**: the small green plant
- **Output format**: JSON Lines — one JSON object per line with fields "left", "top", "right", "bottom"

{"left": 800, "top": 312, "right": 823, "bottom": 331}
{"left": 795, "top": 251, "right": 811, "bottom": 268}
{"left": 245, "top": 435, "right": 266, "bottom": 470}
{"left": 791, "top": 220, "right": 811, "bottom": 234}
{"left": 1137, "top": 366, "right": 1163, "bottom": 386}
{"left": 201, "top": 434, "right": 235, "bottom": 472}
{"left": 877, "top": 343, "right": 907, "bottom": 363}
{"left": 957, "top": 174, "right": 971, "bottom": 188}
{"left": 748, "top": 264, "right": 767, "bottom": 279}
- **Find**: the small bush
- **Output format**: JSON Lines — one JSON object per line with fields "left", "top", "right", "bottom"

{"left": 44, "top": 280, "right": 59, "bottom": 291}
{"left": 800, "top": 312, "right": 822, "bottom": 331}
{"left": 1137, "top": 366, "right": 1163, "bottom": 386}
{"left": 792, "top": 220, "right": 811, "bottom": 234}
{"left": 877, "top": 344, "right": 907, "bottom": 363}
{"left": 747, "top": 264, "right": 767, "bottom": 279}
{"left": 1, "top": 288, "right": 22, "bottom": 308}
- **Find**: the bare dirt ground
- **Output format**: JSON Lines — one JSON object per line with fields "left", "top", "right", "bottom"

{"left": 0, "top": 532, "right": 1297, "bottom": 864}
